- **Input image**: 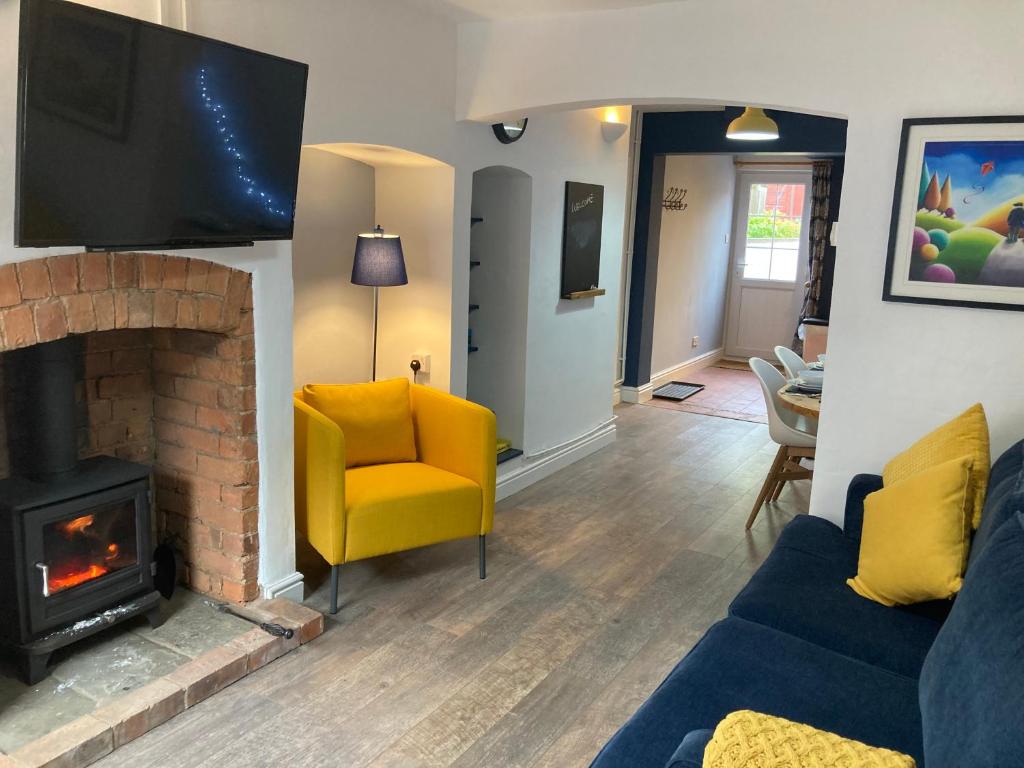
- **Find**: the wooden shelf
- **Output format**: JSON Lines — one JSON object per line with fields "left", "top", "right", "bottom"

{"left": 563, "top": 288, "right": 606, "bottom": 300}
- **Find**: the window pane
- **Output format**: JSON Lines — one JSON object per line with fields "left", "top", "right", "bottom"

{"left": 743, "top": 183, "right": 805, "bottom": 282}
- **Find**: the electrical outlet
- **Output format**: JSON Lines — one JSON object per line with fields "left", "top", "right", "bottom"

{"left": 411, "top": 353, "right": 431, "bottom": 374}
{"left": 691, "top": 336, "right": 699, "bottom": 348}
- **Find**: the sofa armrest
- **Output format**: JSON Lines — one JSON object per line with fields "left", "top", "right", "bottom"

{"left": 666, "top": 729, "right": 713, "bottom": 768}
{"left": 843, "top": 473, "right": 884, "bottom": 545}
{"left": 702, "top": 711, "right": 915, "bottom": 767}
{"left": 410, "top": 384, "right": 496, "bottom": 535}
{"left": 294, "top": 395, "right": 346, "bottom": 565}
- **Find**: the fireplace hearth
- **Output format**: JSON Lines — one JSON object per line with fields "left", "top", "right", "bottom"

{"left": 0, "top": 337, "right": 162, "bottom": 684}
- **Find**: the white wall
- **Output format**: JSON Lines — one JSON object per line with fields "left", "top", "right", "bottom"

{"left": 292, "top": 148, "right": 375, "bottom": 388}
{"left": 468, "top": 167, "right": 533, "bottom": 448}
{"left": 456, "top": 0, "right": 1024, "bottom": 524}
{"left": 455, "top": 109, "right": 631, "bottom": 458}
{"left": 651, "top": 154, "right": 734, "bottom": 375}
{"left": 375, "top": 163, "right": 456, "bottom": 392}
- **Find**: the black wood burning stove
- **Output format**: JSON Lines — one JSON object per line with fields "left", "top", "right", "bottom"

{"left": 0, "top": 338, "right": 162, "bottom": 684}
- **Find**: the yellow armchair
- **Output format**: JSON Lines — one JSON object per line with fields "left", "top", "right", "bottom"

{"left": 294, "top": 379, "right": 496, "bottom": 613}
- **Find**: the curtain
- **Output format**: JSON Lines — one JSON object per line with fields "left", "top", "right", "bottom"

{"left": 793, "top": 159, "right": 832, "bottom": 353}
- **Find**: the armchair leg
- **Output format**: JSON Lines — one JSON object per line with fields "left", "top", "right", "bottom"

{"left": 479, "top": 535, "right": 486, "bottom": 580}
{"left": 329, "top": 564, "right": 340, "bottom": 615}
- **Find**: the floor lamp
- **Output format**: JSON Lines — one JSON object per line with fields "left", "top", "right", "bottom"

{"left": 352, "top": 225, "right": 408, "bottom": 381}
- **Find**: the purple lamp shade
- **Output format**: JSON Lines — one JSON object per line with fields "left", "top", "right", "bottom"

{"left": 351, "top": 226, "right": 408, "bottom": 287}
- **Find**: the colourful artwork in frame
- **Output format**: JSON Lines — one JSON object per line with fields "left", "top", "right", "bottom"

{"left": 884, "top": 116, "right": 1024, "bottom": 311}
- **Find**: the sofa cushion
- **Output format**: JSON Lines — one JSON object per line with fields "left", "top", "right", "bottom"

{"left": 344, "top": 462, "right": 482, "bottom": 561}
{"left": 730, "top": 517, "right": 946, "bottom": 678}
{"left": 304, "top": 378, "right": 417, "bottom": 468}
{"left": 701, "top": 710, "right": 916, "bottom": 768}
{"left": 848, "top": 456, "right": 974, "bottom": 607}
{"left": 589, "top": 618, "right": 923, "bottom": 768}
{"left": 919, "top": 512, "right": 1024, "bottom": 767}
{"left": 967, "top": 438, "right": 1024, "bottom": 571}
{"left": 882, "top": 403, "right": 989, "bottom": 529}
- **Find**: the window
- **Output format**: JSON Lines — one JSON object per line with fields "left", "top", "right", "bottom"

{"left": 743, "top": 183, "right": 805, "bottom": 281}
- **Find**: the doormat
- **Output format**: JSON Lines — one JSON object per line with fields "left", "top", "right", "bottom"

{"left": 652, "top": 381, "right": 705, "bottom": 402}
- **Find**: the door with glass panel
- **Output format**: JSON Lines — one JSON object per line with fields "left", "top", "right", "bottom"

{"left": 724, "top": 171, "right": 812, "bottom": 360}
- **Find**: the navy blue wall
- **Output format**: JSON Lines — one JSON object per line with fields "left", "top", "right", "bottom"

{"left": 623, "top": 108, "right": 847, "bottom": 388}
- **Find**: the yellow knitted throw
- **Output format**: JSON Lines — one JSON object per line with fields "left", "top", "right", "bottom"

{"left": 703, "top": 711, "right": 916, "bottom": 768}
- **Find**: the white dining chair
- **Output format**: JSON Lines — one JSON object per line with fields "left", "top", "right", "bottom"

{"left": 774, "top": 345, "right": 807, "bottom": 381}
{"left": 747, "top": 357, "right": 817, "bottom": 530}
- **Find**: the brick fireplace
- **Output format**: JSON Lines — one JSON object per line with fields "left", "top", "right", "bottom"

{"left": 0, "top": 252, "right": 260, "bottom": 603}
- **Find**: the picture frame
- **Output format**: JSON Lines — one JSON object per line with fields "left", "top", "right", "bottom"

{"left": 560, "top": 181, "right": 605, "bottom": 299}
{"left": 27, "top": 0, "right": 138, "bottom": 142}
{"left": 883, "top": 116, "right": 1024, "bottom": 312}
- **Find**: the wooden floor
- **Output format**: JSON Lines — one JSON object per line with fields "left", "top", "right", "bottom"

{"left": 96, "top": 404, "right": 808, "bottom": 768}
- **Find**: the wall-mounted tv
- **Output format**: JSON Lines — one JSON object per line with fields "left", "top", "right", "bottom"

{"left": 15, "top": 0, "right": 309, "bottom": 250}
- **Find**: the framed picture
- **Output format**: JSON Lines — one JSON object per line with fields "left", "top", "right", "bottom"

{"left": 884, "top": 116, "right": 1024, "bottom": 312}
{"left": 560, "top": 181, "right": 605, "bottom": 298}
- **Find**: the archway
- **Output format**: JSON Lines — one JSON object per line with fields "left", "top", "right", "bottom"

{"left": 468, "top": 166, "right": 533, "bottom": 457}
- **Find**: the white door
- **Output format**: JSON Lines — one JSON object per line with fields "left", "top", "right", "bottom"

{"left": 724, "top": 171, "right": 812, "bottom": 360}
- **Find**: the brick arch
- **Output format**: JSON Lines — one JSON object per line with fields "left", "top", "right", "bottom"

{"left": 0, "top": 252, "right": 260, "bottom": 603}
{"left": 0, "top": 252, "right": 252, "bottom": 351}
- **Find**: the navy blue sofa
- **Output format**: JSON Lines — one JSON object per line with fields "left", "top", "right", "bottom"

{"left": 592, "top": 440, "right": 1024, "bottom": 768}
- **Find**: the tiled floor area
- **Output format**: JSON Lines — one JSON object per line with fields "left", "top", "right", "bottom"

{"left": 0, "top": 591, "right": 252, "bottom": 755}
{"left": 646, "top": 364, "right": 767, "bottom": 424}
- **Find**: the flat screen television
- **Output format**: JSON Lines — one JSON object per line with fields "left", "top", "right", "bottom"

{"left": 15, "top": 0, "right": 309, "bottom": 249}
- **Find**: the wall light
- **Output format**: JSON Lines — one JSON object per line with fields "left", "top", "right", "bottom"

{"left": 726, "top": 107, "right": 780, "bottom": 141}
{"left": 601, "top": 106, "right": 628, "bottom": 143}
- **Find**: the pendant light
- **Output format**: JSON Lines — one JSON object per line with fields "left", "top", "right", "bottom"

{"left": 726, "top": 107, "right": 780, "bottom": 141}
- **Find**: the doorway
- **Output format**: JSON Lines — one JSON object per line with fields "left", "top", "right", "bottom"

{"left": 724, "top": 170, "right": 812, "bottom": 360}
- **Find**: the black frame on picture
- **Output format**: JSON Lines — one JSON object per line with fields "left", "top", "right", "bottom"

{"left": 883, "top": 115, "right": 1024, "bottom": 312}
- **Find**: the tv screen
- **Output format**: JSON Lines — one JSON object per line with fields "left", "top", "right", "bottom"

{"left": 15, "top": 0, "right": 308, "bottom": 249}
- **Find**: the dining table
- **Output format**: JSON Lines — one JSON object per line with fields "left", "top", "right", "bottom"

{"left": 777, "top": 384, "right": 821, "bottom": 419}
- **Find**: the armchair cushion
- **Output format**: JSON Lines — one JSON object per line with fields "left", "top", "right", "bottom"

{"left": 344, "top": 462, "right": 482, "bottom": 562}
{"left": 304, "top": 378, "right": 417, "bottom": 468}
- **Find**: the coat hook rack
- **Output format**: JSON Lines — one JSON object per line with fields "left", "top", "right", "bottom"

{"left": 662, "top": 187, "right": 688, "bottom": 212}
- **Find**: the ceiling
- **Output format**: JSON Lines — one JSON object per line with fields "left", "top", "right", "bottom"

{"left": 425, "top": 0, "right": 684, "bottom": 22}
{"left": 310, "top": 143, "right": 449, "bottom": 169}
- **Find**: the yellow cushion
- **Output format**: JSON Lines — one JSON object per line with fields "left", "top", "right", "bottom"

{"left": 848, "top": 456, "right": 973, "bottom": 607}
{"left": 882, "top": 403, "right": 989, "bottom": 529}
{"left": 344, "top": 462, "right": 482, "bottom": 562}
{"left": 703, "top": 710, "right": 915, "bottom": 767}
{"left": 304, "top": 379, "right": 417, "bottom": 469}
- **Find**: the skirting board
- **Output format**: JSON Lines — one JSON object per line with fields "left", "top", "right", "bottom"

{"left": 618, "top": 348, "right": 723, "bottom": 404}
{"left": 262, "top": 570, "right": 305, "bottom": 602}
{"left": 650, "top": 347, "right": 724, "bottom": 389}
{"left": 619, "top": 383, "right": 653, "bottom": 404}
{"left": 496, "top": 419, "right": 617, "bottom": 501}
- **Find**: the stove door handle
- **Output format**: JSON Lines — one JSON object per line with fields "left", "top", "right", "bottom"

{"left": 35, "top": 562, "right": 50, "bottom": 598}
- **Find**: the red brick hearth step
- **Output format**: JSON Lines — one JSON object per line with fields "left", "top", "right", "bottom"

{"left": 2, "top": 599, "right": 324, "bottom": 768}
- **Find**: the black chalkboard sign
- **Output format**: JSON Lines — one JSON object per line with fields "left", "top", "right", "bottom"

{"left": 560, "top": 181, "right": 604, "bottom": 298}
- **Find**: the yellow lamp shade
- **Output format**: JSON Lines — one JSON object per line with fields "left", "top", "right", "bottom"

{"left": 726, "top": 107, "right": 780, "bottom": 141}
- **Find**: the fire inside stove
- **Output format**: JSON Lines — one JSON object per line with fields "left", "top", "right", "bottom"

{"left": 42, "top": 503, "right": 139, "bottom": 596}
